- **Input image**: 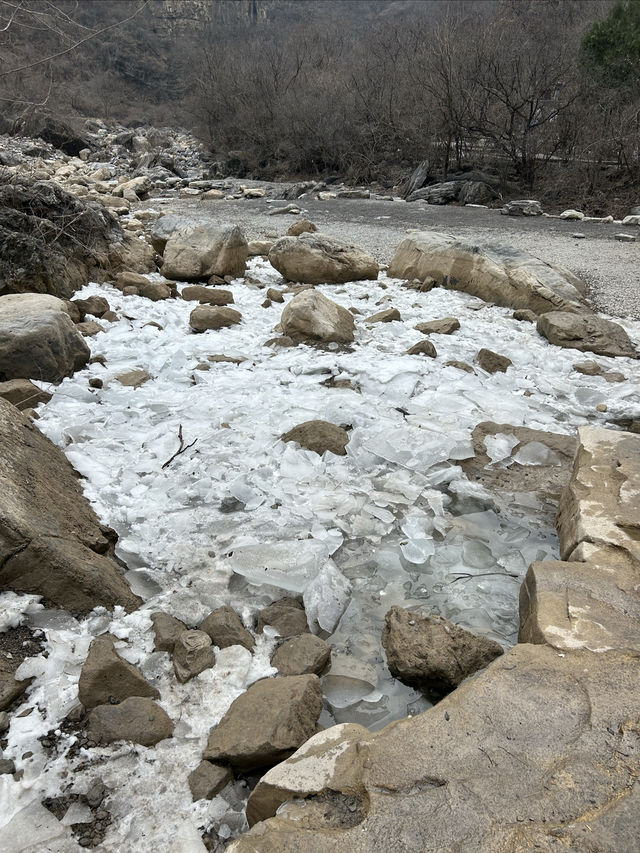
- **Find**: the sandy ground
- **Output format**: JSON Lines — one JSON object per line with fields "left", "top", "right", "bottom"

{"left": 145, "top": 194, "right": 640, "bottom": 320}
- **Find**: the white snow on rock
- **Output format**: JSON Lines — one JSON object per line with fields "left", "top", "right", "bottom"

{"left": 2, "top": 256, "right": 639, "bottom": 850}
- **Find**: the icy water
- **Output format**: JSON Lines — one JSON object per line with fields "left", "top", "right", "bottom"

{"left": 1, "top": 258, "right": 639, "bottom": 851}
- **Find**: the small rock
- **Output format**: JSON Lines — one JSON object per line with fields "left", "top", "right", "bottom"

{"left": 247, "top": 240, "right": 273, "bottom": 256}
{"left": 287, "top": 219, "right": 318, "bottom": 236}
{"left": 477, "top": 348, "right": 512, "bottom": 374}
{"left": 572, "top": 233, "right": 586, "bottom": 239}
{"left": 151, "top": 612, "right": 187, "bottom": 653}
{"left": 266, "top": 288, "right": 284, "bottom": 303}
{"left": 603, "top": 371, "right": 625, "bottom": 383}
{"left": 188, "top": 761, "right": 233, "bottom": 801}
{"left": 189, "top": 306, "right": 242, "bottom": 332}
{"left": 172, "top": 630, "right": 215, "bottom": 683}
{"left": 573, "top": 361, "right": 602, "bottom": 376}
{"left": 403, "top": 277, "right": 435, "bottom": 292}
{"left": 85, "top": 779, "right": 108, "bottom": 808}
{"left": 262, "top": 298, "right": 272, "bottom": 308}
{"left": 382, "top": 606, "right": 504, "bottom": 695}
{"left": 502, "top": 199, "right": 543, "bottom": 216}
{"left": 219, "top": 496, "right": 245, "bottom": 512}
{"left": 280, "top": 290, "right": 354, "bottom": 344}
{"left": 560, "top": 209, "right": 584, "bottom": 220}
{"left": 0, "top": 759, "right": 16, "bottom": 774}
{"left": 271, "top": 634, "right": 331, "bottom": 676}
{"left": 115, "top": 369, "right": 151, "bottom": 388}
{"left": 0, "top": 711, "right": 8, "bottom": 732}
{"left": 257, "top": 598, "right": 310, "bottom": 638}
{"left": 615, "top": 233, "right": 636, "bottom": 242}
{"left": 101, "top": 310, "right": 119, "bottom": 323}
{"left": 200, "top": 606, "right": 255, "bottom": 652}
{"left": 512, "top": 309, "right": 538, "bottom": 323}
{"left": 137, "top": 281, "right": 173, "bottom": 302}
{"left": 281, "top": 420, "right": 349, "bottom": 456}
{"left": 208, "top": 354, "right": 246, "bottom": 364}
{"left": 407, "top": 340, "right": 437, "bottom": 358}
{"left": 89, "top": 378, "right": 103, "bottom": 389}
{"left": 414, "top": 317, "right": 460, "bottom": 335}
{"left": 596, "top": 403, "right": 608, "bottom": 412}
{"left": 87, "top": 697, "right": 174, "bottom": 746}
{"left": 366, "top": 308, "right": 401, "bottom": 324}
{"left": 78, "top": 636, "right": 160, "bottom": 709}
{"left": 181, "top": 286, "right": 234, "bottom": 306}
{"left": 73, "top": 296, "right": 110, "bottom": 318}
{"left": 0, "top": 379, "right": 51, "bottom": 410}
{"left": 268, "top": 204, "right": 300, "bottom": 216}
{"left": 76, "top": 320, "right": 104, "bottom": 337}
{"left": 446, "top": 360, "right": 476, "bottom": 374}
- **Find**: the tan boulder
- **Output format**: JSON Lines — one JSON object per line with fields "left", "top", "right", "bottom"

{"left": 0, "top": 379, "right": 51, "bottom": 411}
{"left": 269, "top": 233, "right": 379, "bottom": 284}
{"left": 536, "top": 311, "right": 637, "bottom": 358}
{"left": 79, "top": 635, "right": 160, "bottom": 709}
{"left": 280, "top": 289, "right": 355, "bottom": 344}
{"left": 181, "top": 286, "right": 234, "bottom": 306}
{"left": 162, "top": 223, "right": 248, "bottom": 281}
{"left": 415, "top": 317, "right": 460, "bottom": 335}
{"left": 87, "top": 697, "right": 173, "bottom": 746}
{"left": 189, "top": 306, "right": 242, "bottom": 332}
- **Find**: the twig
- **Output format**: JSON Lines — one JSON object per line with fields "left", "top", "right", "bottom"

{"left": 162, "top": 424, "right": 197, "bottom": 469}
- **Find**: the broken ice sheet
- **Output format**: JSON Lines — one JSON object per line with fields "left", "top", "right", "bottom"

{"left": 303, "top": 561, "right": 352, "bottom": 635}
{"left": 512, "top": 441, "right": 562, "bottom": 466}
{"left": 484, "top": 433, "right": 519, "bottom": 465}
{"left": 227, "top": 539, "right": 330, "bottom": 592}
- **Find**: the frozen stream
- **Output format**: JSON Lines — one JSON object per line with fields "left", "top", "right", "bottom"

{"left": 1, "top": 256, "right": 639, "bottom": 851}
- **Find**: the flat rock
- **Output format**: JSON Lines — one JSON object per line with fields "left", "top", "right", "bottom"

{"left": 73, "top": 296, "right": 110, "bottom": 318}
{"left": 382, "top": 605, "right": 503, "bottom": 695}
{"left": 189, "top": 305, "right": 242, "bottom": 332}
{"left": 0, "top": 399, "right": 140, "bottom": 612}
{"left": 414, "top": 317, "right": 460, "bottom": 335}
{"left": 477, "top": 348, "right": 512, "bottom": 373}
{"left": 0, "top": 379, "right": 51, "bottom": 411}
{"left": 181, "top": 286, "right": 234, "bottom": 305}
{"left": 502, "top": 198, "right": 543, "bottom": 216}
{"left": 247, "top": 240, "right": 273, "bottom": 256}
{"left": 173, "top": 630, "right": 215, "bottom": 683}
{"left": 87, "top": 697, "right": 174, "bottom": 746}
{"left": 200, "top": 606, "right": 255, "bottom": 652}
{"left": 366, "top": 308, "right": 401, "bottom": 324}
{"left": 271, "top": 634, "right": 331, "bottom": 676}
{"left": 269, "top": 233, "right": 379, "bottom": 284}
{"left": 115, "top": 369, "right": 151, "bottom": 388}
{"left": 287, "top": 219, "right": 318, "bottom": 236}
{"left": 536, "top": 311, "right": 637, "bottom": 358}
{"left": 188, "top": 761, "right": 233, "bottom": 801}
{"left": 257, "top": 598, "right": 310, "bottom": 638}
{"left": 280, "top": 290, "right": 354, "bottom": 344}
{"left": 76, "top": 320, "right": 104, "bottom": 337}
{"left": 281, "top": 420, "right": 349, "bottom": 456}
{"left": 203, "top": 674, "right": 323, "bottom": 771}
{"left": 151, "top": 611, "right": 187, "bottom": 653}
{"left": 0, "top": 294, "right": 90, "bottom": 382}
{"left": 388, "top": 233, "right": 586, "bottom": 313}
{"left": 445, "top": 359, "right": 475, "bottom": 373}
{"left": 79, "top": 635, "right": 160, "bottom": 709}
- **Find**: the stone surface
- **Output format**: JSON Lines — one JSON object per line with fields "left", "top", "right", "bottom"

{"left": 366, "top": 308, "right": 401, "bottom": 324}
{"left": 388, "top": 232, "right": 587, "bottom": 313}
{"left": 200, "top": 606, "right": 255, "bottom": 652}
{"left": 73, "top": 296, "right": 110, "bottom": 318}
{"left": 477, "top": 348, "right": 512, "bottom": 373}
{"left": 188, "top": 761, "right": 233, "bottom": 801}
{"left": 229, "top": 645, "right": 640, "bottom": 852}
{"left": 78, "top": 635, "right": 160, "bottom": 709}
{"left": 280, "top": 290, "right": 355, "bottom": 344}
{"left": 204, "top": 674, "right": 323, "bottom": 771}
{"left": 0, "top": 660, "right": 30, "bottom": 711}
{"left": 287, "top": 219, "right": 318, "bottom": 237}
{"left": 189, "top": 305, "right": 242, "bottom": 332}
{"left": 0, "top": 379, "right": 51, "bottom": 411}
{"left": 271, "top": 635, "right": 331, "bottom": 677}
{"left": 0, "top": 294, "right": 90, "bottom": 382}
{"left": 151, "top": 611, "right": 187, "bottom": 653}
{"left": 414, "top": 317, "right": 460, "bottom": 335}
{"left": 0, "top": 398, "right": 140, "bottom": 612}
{"left": 502, "top": 198, "right": 543, "bottom": 216}
{"left": 406, "top": 340, "right": 437, "bottom": 358}
{"left": 181, "top": 286, "right": 234, "bottom": 306}
{"left": 382, "top": 605, "right": 503, "bottom": 695}
{"left": 172, "top": 630, "right": 216, "bottom": 683}
{"left": 269, "top": 233, "right": 379, "bottom": 284}
{"left": 161, "top": 222, "right": 248, "bottom": 281}
{"left": 248, "top": 240, "right": 274, "bottom": 256}
{"left": 115, "top": 369, "right": 151, "bottom": 388}
{"left": 87, "top": 697, "right": 174, "bottom": 747}
{"left": 513, "top": 308, "right": 538, "bottom": 322}
{"left": 536, "top": 311, "right": 637, "bottom": 358}
{"left": 281, "top": 420, "right": 349, "bottom": 456}
{"left": 257, "top": 598, "right": 310, "bottom": 638}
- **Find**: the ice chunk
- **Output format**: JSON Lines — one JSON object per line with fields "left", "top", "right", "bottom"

{"left": 0, "top": 593, "right": 42, "bottom": 632}
{"left": 323, "top": 656, "right": 378, "bottom": 710}
{"left": 303, "top": 561, "right": 352, "bottom": 635}
{"left": 228, "top": 540, "right": 329, "bottom": 592}
{"left": 61, "top": 803, "right": 93, "bottom": 826}
{"left": 484, "top": 433, "right": 519, "bottom": 464}
{"left": 512, "top": 441, "right": 562, "bottom": 466}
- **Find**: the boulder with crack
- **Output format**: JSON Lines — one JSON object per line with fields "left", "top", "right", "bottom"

{"left": 269, "top": 233, "right": 379, "bottom": 284}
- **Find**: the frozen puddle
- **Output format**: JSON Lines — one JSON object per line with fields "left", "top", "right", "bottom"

{"left": 2, "top": 257, "right": 639, "bottom": 850}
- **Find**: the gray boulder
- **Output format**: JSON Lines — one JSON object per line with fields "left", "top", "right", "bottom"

{"left": 204, "top": 674, "right": 323, "bottom": 771}
{"left": 160, "top": 220, "right": 248, "bottom": 281}
{"left": 537, "top": 311, "right": 637, "bottom": 358}
{"left": 0, "top": 294, "right": 90, "bottom": 382}
{"left": 502, "top": 199, "right": 543, "bottom": 216}
{"left": 0, "top": 399, "right": 140, "bottom": 612}
{"left": 87, "top": 697, "right": 174, "bottom": 746}
{"left": 268, "top": 233, "right": 379, "bottom": 284}
{"left": 280, "top": 290, "right": 355, "bottom": 344}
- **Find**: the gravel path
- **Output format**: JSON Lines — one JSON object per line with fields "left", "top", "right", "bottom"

{"left": 144, "top": 194, "right": 640, "bottom": 320}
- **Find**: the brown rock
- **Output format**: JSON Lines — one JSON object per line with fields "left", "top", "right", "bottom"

{"left": 189, "top": 306, "right": 242, "bottom": 332}
{"left": 188, "top": 761, "right": 233, "bottom": 801}
{"left": 137, "top": 280, "right": 172, "bottom": 302}
{"left": 76, "top": 320, "right": 104, "bottom": 337}
{"left": 79, "top": 636, "right": 160, "bottom": 709}
{"left": 477, "top": 348, "right": 512, "bottom": 373}
{"left": 269, "top": 233, "right": 379, "bottom": 285}
{"left": 257, "top": 598, "right": 310, "bottom": 638}
{"left": 73, "top": 296, "right": 110, "bottom": 318}
{"left": 271, "top": 635, "right": 331, "bottom": 676}
{"left": 162, "top": 223, "right": 248, "bottom": 281}
{"left": 203, "top": 674, "right": 323, "bottom": 771}
{"left": 287, "top": 219, "right": 318, "bottom": 237}
{"left": 0, "top": 379, "right": 51, "bottom": 411}
{"left": 200, "top": 606, "right": 255, "bottom": 652}
{"left": 281, "top": 420, "right": 349, "bottom": 456}
{"left": 280, "top": 290, "right": 354, "bottom": 344}
{"left": 414, "top": 317, "right": 460, "bottom": 335}
{"left": 407, "top": 340, "right": 437, "bottom": 358}
{"left": 0, "top": 660, "right": 31, "bottom": 711}
{"left": 151, "top": 612, "right": 187, "bottom": 653}
{"left": 115, "top": 271, "right": 149, "bottom": 291}
{"left": 366, "top": 308, "right": 401, "bottom": 324}
{"left": 573, "top": 360, "right": 602, "bottom": 376}
{"left": 445, "top": 359, "right": 475, "bottom": 374}
{"left": 512, "top": 309, "right": 538, "bottom": 322}
{"left": 115, "top": 369, "right": 151, "bottom": 388}
{"left": 181, "top": 286, "right": 234, "bottom": 305}
{"left": 381, "top": 605, "right": 503, "bottom": 695}
{"left": 87, "top": 697, "right": 173, "bottom": 746}
{"left": 537, "top": 311, "right": 637, "bottom": 358}
{"left": 172, "top": 630, "right": 216, "bottom": 683}
{"left": 266, "top": 288, "right": 285, "bottom": 303}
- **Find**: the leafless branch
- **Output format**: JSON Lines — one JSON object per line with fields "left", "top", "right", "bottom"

{"left": 162, "top": 424, "right": 198, "bottom": 469}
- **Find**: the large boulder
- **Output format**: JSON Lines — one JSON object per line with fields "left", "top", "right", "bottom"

{"left": 280, "top": 290, "right": 355, "bottom": 344}
{"left": 17, "top": 110, "right": 92, "bottom": 156}
{"left": 0, "top": 398, "right": 140, "bottom": 612}
{"left": 536, "top": 311, "right": 637, "bottom": 358}
{"left": 87, "top": 697, "right": 174, "bottom": 746}
{"left": 388, "top": 232, "right": 587, "bottom": 314}
{"left": 0, "top": 294, "right": 90, "bottom": 382}
{"left": 0, "top": 175, "right": 122, "bottom": 299}
{"left": 204, "top": 674, "right": 323, "bottom": 771}
{"left": 160, "top": 220, "right": 248, "bottom": 281}
{"left": 381, "top": 606, "right": 503, "bottom": 695}
{"left": 79, "top": 636, "right": 160, "bottom": 709}
{"left": 268, "top": 233, "right": 379, "bottom": 284}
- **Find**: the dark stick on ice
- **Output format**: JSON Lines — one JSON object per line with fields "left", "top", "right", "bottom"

{"left": 162, "top": 424, "right": 197, "bottom": 469}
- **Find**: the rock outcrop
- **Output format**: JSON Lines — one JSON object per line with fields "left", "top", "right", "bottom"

{"left": 0, "top": 398, "right": 140, "bottom": 612}
{"left": 388, "top": 232, "right": 587, "bottom": 314}
{"left": 0, "top": 294, "right": 90, "bottom": 382}
{"left": 269, "top": 233, "right": 379, "bottom": 284}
